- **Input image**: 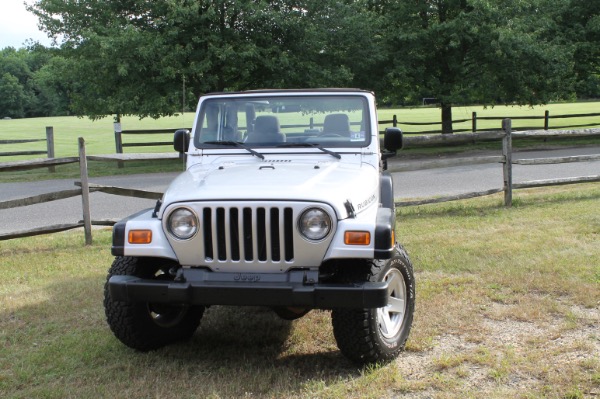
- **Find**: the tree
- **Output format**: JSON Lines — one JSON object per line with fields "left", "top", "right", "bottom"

{"left": 0, "top": 44, "right": 70, "bottom": 118}
{"left": 379, "top": 0, "right": 575, "bottom": 133}
{"left": 29, "top": 0, "right": 383, "bottom": 119}
{"left": 0, "top": 72, "right": 27, "bottom": 118}
{"left": 0, "top": 47, "right": 34, "bottom": 118}
{"left": 554, "top": 0, "right": 600, "bottom": 98}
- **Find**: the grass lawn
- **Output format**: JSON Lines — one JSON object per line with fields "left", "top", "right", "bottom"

{"left": 1, "top": 101, "right": 599, "bottom": 160}
{"left": 0, "top": 113, "right": 193, "bottom": 159}
{"left": 379, "top": 101, "right": 600, "bottom": 133}
{"left": 1, "top": 183, "right": 598, "bottom": 398}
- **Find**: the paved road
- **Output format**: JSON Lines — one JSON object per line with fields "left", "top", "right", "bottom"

{"left": 392, "top": 146, "right": 600, "bottom": 200}
{"left": 1, "top": 146, "right": 598, "bottom": 235}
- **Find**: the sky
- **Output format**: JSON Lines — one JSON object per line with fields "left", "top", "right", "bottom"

{"left": 1, "top": 0, "right": 55, "bottom": 49}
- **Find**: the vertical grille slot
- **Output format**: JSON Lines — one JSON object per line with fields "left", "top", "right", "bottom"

{"left": 216, "top": 208, "right": 226, "bottom": 260}
{"left": 270, "top": 208, "right": 281, "bottom": 261}
{"left": 229, "top": 208, "right": 240, "bottom": 261}
{"left": 284, "top": 207, "right": 294, "bottom": 261}
{"left": 203, "top": 208, "right": 213, "bottom": 261}
{"left": 243, "top": 207, "right": 253, "bottom": 261}
{"left": 257, "top": 208, "right": 267, "bottom": 261}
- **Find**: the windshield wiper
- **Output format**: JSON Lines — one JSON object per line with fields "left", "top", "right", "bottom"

{"left": 276, "top": 143, "right": 341, "bottom": 159}
{"left": 204, "top": 141, "right": 265, "bottom": 160}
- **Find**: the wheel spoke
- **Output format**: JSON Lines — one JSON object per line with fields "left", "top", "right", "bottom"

{"left": 386, "top": 271, "right": 401, "bottom": 294}
{"left": 378, "top": 308, "right": 394, "bottom": 336}
{"left": 388, "top": 296, "right": 405, "bottom": 314}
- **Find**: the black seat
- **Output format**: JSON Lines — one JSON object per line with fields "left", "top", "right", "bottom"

{"left": 322, "top": 113, "right": 351, "bottom": 136}
{"left": 246, "top": 115, "right": 286, "bottom": 143}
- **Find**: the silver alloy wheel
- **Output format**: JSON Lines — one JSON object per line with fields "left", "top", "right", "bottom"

{"left": 377, "top": 268, "right": 407, "bottom": 339}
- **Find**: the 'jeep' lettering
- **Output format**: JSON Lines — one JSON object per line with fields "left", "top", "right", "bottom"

{"left": 234, "top": 273, "right": 261, "bottom": 282}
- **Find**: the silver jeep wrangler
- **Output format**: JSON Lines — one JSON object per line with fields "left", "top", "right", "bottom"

{"left": 104, "top": 89, "right": 414, "bottom": 365}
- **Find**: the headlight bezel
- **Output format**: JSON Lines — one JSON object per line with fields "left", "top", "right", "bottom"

{"left": 166, "top": 207, "right": 199, "bottom": 240}
{"left": 298, "top": 207, "right": 332, "bottom": 242}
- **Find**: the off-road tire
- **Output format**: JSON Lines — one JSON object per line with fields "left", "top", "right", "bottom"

{"left": 104, "top": 256, "right": 204, "bottom": 351}
{"left": 331, "top": 244, "right": 415, "bottom": 365}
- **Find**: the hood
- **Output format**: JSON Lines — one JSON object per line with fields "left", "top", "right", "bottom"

{"left": 160, "top": 159, "right": 379, "bottom": 219}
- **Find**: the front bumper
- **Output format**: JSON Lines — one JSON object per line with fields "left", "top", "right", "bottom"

{"left": 108, "top": 268, "right": 389, "bottom": 309}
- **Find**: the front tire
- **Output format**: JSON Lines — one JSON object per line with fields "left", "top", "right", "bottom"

{"left": 104, "top": 256, "right": 205, "bottom": 351}
{"left": 331, "top": 244, "right": 415, "bottom": 365}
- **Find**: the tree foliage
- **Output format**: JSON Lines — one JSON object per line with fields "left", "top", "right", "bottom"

{"left": 380, "top": 0, "right": 576, "bottom": 132}
{"left": 0, "top": 45, "right": 68, "bottom": 118}
{"left": 552, "top": 0, "right": 600, "bottom": 98}
{"left": 27, "top": 0, "right": 383, "bottom": 119}
{"left": 0, "top": 0, "right": 597, "bottom": 123}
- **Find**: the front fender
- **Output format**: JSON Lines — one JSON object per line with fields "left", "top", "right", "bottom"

{"left": 374, "top": 207, "right": 395, "bottom": 259}
{"left": 111, "top": 209, "right": 177, "bottom": 260}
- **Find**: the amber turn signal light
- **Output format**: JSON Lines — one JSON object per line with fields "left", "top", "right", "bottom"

{"left": 128, "top": 230, "right": 152, "bottom": 244}
{"left": 344, "top": 231, "right": 370, "bottom": 245}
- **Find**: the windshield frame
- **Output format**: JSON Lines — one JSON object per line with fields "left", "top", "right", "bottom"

{"left": 193, "top": 94, "right": 372, "bottom": 150}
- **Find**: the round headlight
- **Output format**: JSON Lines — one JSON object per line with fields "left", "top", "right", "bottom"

{"left": 167, "top": 208, "right": 198, "bottom": 240}
{"left": 299, "top": 208, "right": 332, "bottom": 241}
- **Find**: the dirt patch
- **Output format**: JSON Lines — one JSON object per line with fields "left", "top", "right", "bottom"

{"left": 392, "top": 303, "right": 600, "bottom": 398}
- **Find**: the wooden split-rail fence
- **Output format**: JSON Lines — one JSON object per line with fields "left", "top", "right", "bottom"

{"left": 0, "top": 127, "right": 56, "bottom": 172}
{"left": 1, "top": 121, "right": 599, "bottom": 243}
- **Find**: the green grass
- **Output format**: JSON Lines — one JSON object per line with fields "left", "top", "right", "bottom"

{"left": 1, "top": 101, "right": 598, "bottom": 160}
{"left": 378, "top": 101, "right": 600, "bottom": 133}
{"left": 0, "top": 113, "right": 194, "bottom": 158}
{"left": 1, "top": 183, "right": 599, "bottom": 398}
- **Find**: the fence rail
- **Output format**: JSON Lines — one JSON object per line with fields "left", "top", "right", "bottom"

{"left": 380, "top": 110, "right": 600, "bottom": 134}
{"left": 1, "top": 124, "right": 599, "bottom": 242}
{"left": 0, "top": 126, "right": 56, "bottom": 171}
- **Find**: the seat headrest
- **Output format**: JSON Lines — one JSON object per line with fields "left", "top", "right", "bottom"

{"left": 323, "top": 113, "right": 350, "bottom": 134}
{"left": 254, "top": 115, "right": 280, "bottom": 135}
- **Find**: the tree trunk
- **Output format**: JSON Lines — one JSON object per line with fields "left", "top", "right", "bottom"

{"left": 441, "top": 103, "right": 453, "bottom": 134}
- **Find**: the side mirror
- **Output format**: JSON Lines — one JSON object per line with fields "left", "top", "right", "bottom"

{"left": 383, "top": 127, "right": 403, "bottom": 152}
{"left": 174, "top": 129, "right": 190, "bottom": 153}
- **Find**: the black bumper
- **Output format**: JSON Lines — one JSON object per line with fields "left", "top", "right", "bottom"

{"left": 108, "top": 268, "right": 389, "bottom": 309}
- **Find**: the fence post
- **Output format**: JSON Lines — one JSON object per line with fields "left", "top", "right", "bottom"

{"left": 393, "top": 114, "right": 398, "bottom": 128}
{"left": 502, "top": 119, "right": 513, "bottom": 207}
{"left": 46, "top": 126, "right": 55, "bottom": 173}
{"left": 472, "top": 112, "right": 477, "bottom": 132}
{"left": 114, "top": 122, "right": 124, "bottom": 169}
{"left": 544, "top": 110, "right": 550, "bottom": 130}
{"left": 78, "top": 137, "right": 93, "bottom": 245}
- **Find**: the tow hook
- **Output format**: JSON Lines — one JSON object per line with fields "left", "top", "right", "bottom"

{"left": 303, "top": 271, "right": 316, "bottom": 285}
{"left": 171, "top": 267, "right": 186, "bottom": 282}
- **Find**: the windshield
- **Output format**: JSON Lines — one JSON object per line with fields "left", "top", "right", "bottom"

{"left": 193, "top": 95, "right": 370, "bottom": 149}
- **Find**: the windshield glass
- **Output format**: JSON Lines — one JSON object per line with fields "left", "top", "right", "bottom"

{"left": 194, "top": 95, "right": 370, "bottom": 148}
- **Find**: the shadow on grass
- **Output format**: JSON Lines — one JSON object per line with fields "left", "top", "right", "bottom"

{"left": 2, "top": 275, "right": 361, "bottom": 398}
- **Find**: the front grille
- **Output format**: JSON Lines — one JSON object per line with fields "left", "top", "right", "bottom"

{"left": 201, "top": 205, "right": 294, "bottom": 263}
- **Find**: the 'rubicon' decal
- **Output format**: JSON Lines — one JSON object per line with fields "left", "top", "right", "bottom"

{"left": 356, "top": 193, "right": 376, "bottom": 211}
